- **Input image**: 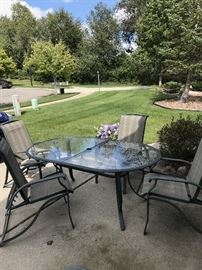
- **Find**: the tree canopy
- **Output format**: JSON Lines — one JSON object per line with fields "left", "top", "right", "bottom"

{"left": 0, "top": 0, "right": 201, "bottom": 96}
{"left": 76, "top": 3, "right": 122, "bottom": 82}
{"left": 24, "top": 41, "right": 76, "bottom": 83}
{"left": 0, "top": 3, "right": 36, "bottom": 69}
{"left": 136, "top": 0, "right": 202, "bottom": 98}
{"left": 36, "top": 9, "right": 83, "bottom": 55}
{"left": 0, "top": 48, "right": 16, "bottom": 78}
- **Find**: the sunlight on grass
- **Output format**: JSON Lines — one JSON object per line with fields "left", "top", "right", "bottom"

{"left": 18, "top": 88, "right": 200, "bottom": 143}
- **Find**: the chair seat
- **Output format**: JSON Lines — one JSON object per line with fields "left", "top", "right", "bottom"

{"left": 20, "top": 158, "right": 39, "bottom": 166}
{"left": 141, "top": 173, "right": 190, "bottom": 201}
{"left": 30, "top": 177, "right": 73, "bottom": 202}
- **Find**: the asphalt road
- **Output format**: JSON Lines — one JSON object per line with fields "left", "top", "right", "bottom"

{"left": 0, "top": 87, "right": 55, "bottom": 104}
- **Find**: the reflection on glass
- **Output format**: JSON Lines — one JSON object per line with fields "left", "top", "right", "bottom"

{"left": 28, "top": 137, "right": 160, "bottom": 172}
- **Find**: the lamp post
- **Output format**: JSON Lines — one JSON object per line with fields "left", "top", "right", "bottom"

{"left": 97, "top": 70, "right": 100, "bottom": 92}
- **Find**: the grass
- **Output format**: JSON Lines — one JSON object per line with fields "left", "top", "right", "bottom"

{"left": 11, "top": 79, "right": 136, "bottom": 89}
{"left": 12, "top": 79, "right": 72, "bottom": 88}
{"left": 73, "top": 81, "right": 138, "bottom": 88}
{"left": 16, "top": 87, "right": 201, "bottom": 143}
{"left": 0, "top": 93, "right": 77, "bottom": 111}
{"left": 12, "top": 79, "right": 53, "bottom": 88}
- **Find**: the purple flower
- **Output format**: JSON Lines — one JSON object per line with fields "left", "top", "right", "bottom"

{"left": 95, "top": 123, "right": 119, "bottom": 140}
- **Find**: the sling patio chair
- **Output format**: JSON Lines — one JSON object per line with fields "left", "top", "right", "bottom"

{"left": 95, "top": 114, "right": 148, "bottom": 194}
{"left": 0, "top": 137, "right": 74, "bottom": 246}
{"left": 0, "top": 120, "right": 47, "bottom": 187}
{"left": 118, "top": 114, "right": 148, "bottom": 194}
{"left": 142, "top": 139, "right": 202, "bottom": 235}
{"left": 118, "top": 114, "right": 148, "bottom": 143}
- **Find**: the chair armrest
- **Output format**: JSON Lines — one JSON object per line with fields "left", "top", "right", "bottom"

{"left": 7, "top": 173, "right": 73, "bottom": 209}
{"left": 160, "top": 157, "right": 192, "bottom": 165}
{"left": 186, "top": 181, "right": 202, "bottom": 189}
{"left": 147, "top": 174, "right": 187, "bottom": 184}
{"left": 30, "top": 173, "right": 71, "bottom": 186}
{"left": 144, "top": 174, "right": 187, "bottom": 195}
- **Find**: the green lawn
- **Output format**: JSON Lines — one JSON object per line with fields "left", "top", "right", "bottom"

{"left": 12, "top": 79, "right": 53, "bottom": 88}
{"left": 0, "top": 93, "right": 77, "bottom": 111}
{"left": 11, "top": 79, "right": 135, "bottom": 89}
{"left": 18, "top": 88, "right": 201, "bottom": 143}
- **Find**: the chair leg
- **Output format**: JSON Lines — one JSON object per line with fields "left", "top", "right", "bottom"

{"left": 144, "top": 194, "right": 150, "bottom": 235}
{"left": 122, "top": 174, "right": 128, "bottom": 194}
{"left": 3, "top": 167, "right": 13, "bottom": 188}
{"left": 95, "top": 175, "right": 98, "bottom": 184}
{"left": 69, "top": 168, "right": 75, "bottom": 182}
{"left": 1, "top": 195, "right": 71, "bottom": 246}
{"left": 38, "top": 164, "right": 43, "bottom": 179}
{"left": 66, "top": 194, "right": 75, "bottom": 229}
{"left": 0, "top": 207, "right": 12, "bottom": 246}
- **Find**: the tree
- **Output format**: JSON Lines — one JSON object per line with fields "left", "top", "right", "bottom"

{"left": 164, "top": 0, "right": 202, "bottom": 102}
{"left": 0, "top": 48, "right": 16, "bottom": 78}
{"left": 76, "top": 3, "right": 122, "bottom": 82}
{"left": 113, "top": 49, "right": 155, "bottom": 83}
{"left": 117, "top": 0, "right": 149, "bottom": 48}
{"left": 136, "top": 0, "right": 202, "bottom": 99}
{"left": 24, "top": 41, "right": 76, "bottom": 84}
{"left": 136, "top": 0, "right": 176, "bottom": 87}
{"left": 0, "top": 3, "right": 37, "bottom": 69}
{"left": 36, "top": 9, "right": 83, "bottom": 55}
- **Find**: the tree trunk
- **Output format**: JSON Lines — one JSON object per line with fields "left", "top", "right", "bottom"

{"left": 29, "top": 68, "right": 33, "bottom": 87}
{"left": 180, "top": 72, "right": 191, "bottom": 103}
{"left": 158, "top": 72, "right": 163, "bottom": 87}
{"left": 53, "top": 77, "right": 57, "bottom": 89}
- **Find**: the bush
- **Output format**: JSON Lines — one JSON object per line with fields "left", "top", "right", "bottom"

{"left": 192, "top": 81, "right": 202, "bottom": 91}
{"left": 158, "top": 115, "right": 202, "bottom": 160}
{"left": 163, "top": 81, "right": 182, "bottom": 94}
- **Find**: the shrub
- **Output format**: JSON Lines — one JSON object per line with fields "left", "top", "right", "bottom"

{"left": 192, "top": 81, "right": 202, "bottom": 91}
{"left": 158, "top": 115, "right": 202, "bottom": 160}
{"left": 163, "top": 81, "right": 182, "bottom": 94}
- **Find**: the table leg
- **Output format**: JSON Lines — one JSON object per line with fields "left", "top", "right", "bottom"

{"left": 115, "top": 172, "right": 125, "bottom": 231}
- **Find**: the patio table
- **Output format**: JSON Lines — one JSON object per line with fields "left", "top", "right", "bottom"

{"left": 27, "top": 137, "right": 161, "bottom": 230}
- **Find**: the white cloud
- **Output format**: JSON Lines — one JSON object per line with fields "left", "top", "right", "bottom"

{"left": 113, "top": 8, "right": 129, "bottom": 24}
{"left": 0, "top": 0, "right": 53, "bottom": 19}
{"left": 113, "top": 8, "right": 138, "bottom": 52}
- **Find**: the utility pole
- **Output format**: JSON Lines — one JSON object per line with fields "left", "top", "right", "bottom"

{"left": 97, "top": 70, "right": 100, "bottom": 92}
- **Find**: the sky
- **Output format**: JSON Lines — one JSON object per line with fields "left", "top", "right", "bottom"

{"left": 0, "top": 0, "right": 118, "bottom": 22}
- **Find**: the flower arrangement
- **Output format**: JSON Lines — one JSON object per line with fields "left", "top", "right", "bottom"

{"left": 96, "top": 123, "right": 119, "bottom": 140}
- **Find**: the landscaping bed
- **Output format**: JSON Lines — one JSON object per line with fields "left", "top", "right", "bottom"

{"left": 155, "top": 91, "right": 202, "bottom": 111}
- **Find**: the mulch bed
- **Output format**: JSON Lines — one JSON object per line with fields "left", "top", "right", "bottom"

{"left": 155, "top": 91, "right": 202, "bottom": 111}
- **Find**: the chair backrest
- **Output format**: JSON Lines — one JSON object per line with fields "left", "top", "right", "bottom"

{"left": 0, "top": 138, "right": 28, "bottom": 200}
{"left": 118, "top": 114, "right": 148, "bottom": 143}
{"left": 0, "top": 120, "right": 33, "bottom": 161}
{"left": 187, "top": 139, "right": 202, "bottom": 199}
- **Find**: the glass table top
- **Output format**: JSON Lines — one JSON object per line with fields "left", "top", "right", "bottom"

{"left": 27, "top": 137, "right": 161, "bottom": 173}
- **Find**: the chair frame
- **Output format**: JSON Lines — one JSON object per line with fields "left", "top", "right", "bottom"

{"left": 0, "top": 138, "right": 74, "bottom": 246}
{"left": 0, "top": 120, "right": 45, "bottom": 187}
{"left": 128, "top": 157, "right": 192, "bottom": 199}
{"left": 95, "top": 114, "right": 148, "bottom": 193}
{"left": 143, "top": 176, "right": 202, "bottom": 235}
{"left": 119, "top": 114, "right": 148, "bottom": 194}
{"left": 118, "top": 113, "right": 148, "bottom": 143}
